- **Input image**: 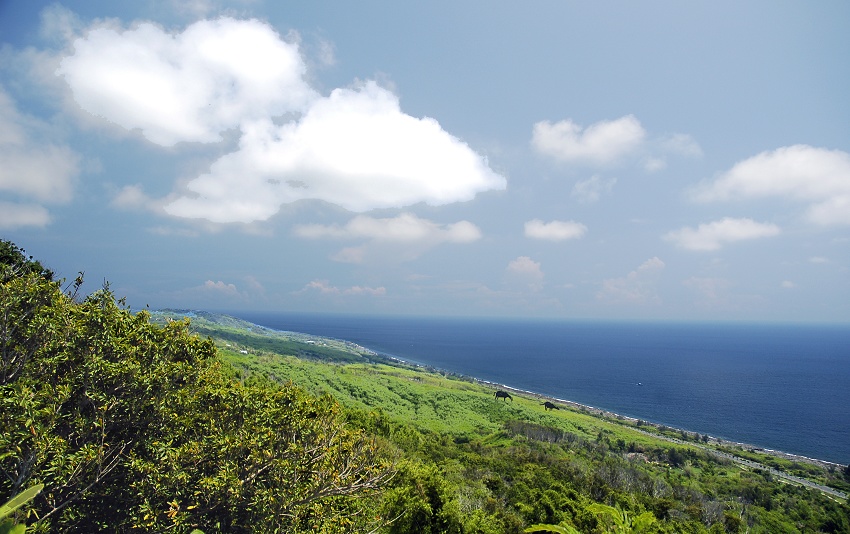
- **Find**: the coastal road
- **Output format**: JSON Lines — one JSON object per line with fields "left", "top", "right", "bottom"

{"left": 635, "top": 428, "right": 848, "bottom": 501}
{"left": 481, "top": 382, "right": 848, "bottom": 501}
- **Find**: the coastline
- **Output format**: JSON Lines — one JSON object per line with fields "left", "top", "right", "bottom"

{"left": 378, "top": 352, "right": 845, "bottom": 472}
{"left": 169, "top": 310, "right": 847, "bottom": 477}
{"left": 378, "top": 352, "right": 847, "bottom": 499}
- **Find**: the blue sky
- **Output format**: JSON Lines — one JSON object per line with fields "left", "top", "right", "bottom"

{"left": 1, "top": 1, "right": 848, "bottom": 322}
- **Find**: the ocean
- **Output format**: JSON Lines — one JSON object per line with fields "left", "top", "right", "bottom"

{"left": 232, "top": 312, "right": 850, "bottom": 465}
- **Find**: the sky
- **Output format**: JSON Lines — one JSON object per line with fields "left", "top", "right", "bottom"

{"left": 1, "top": 1, "right": 849, "bottom": 322}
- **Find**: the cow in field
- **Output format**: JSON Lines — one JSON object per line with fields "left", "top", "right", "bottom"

{"left": 542, "top": 401, "right": 559, "bottom": 411}
{"left": 495, "top": 390, "right": 513, "bottom": 401}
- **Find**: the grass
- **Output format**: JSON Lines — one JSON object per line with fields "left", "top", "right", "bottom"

{"left": 159, "top": 309, "right": 850, "bottom": 501}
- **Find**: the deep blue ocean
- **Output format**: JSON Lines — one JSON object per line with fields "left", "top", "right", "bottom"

{"left": 232, "top": 312, "right": 850, "bottom": 465}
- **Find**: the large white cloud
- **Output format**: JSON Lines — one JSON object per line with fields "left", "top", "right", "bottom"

{"left": 0, "top": 86, "right": 80, "bottom": 228}
{"left": 54, "top": 15, "right": 504, "bottom": 223}
{"left": 165, "top": 82, "right": 506, "bottom": 222}
{"left": 524, "top": 219, "right": 587, "bottom": 241}
{"left": 531, "top": 115, "right": 646, "bottom": 165}
{"left": 664, "top": 217, "right": 781, "bottom": 251}
{"left": 57, "top": 17, "right": 316, "bottom": 146}
{"left": 693, "top": 145, "right": 850, "bottom": 225}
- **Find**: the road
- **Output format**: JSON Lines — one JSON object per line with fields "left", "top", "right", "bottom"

{"left": 634, "top": 428, "right": 848, "bottom": 500}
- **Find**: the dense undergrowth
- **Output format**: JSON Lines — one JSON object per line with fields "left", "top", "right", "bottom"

{"left": 2, "top": 239, "right": 849, "bottom": 533}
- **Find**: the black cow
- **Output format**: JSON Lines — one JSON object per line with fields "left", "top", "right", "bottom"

{"left": 495, "top": 390, "right": 513, "bottom": 401}
{"left": 542, "top": 401, "right": 559, "bottom": 411}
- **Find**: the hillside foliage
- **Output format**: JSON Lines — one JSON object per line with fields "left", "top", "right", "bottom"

{"left": 0, "top": 241, "right": 391, "bottom": 532}
{"left": 2, "top": 239, "right": 849, "bottom": 533}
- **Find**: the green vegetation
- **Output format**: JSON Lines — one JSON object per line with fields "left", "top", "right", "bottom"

{"left": 2, "top": 239, "right": 849, "bottom": 533}
{"left": 1, "top": 241, "right": 390, "bottom": 532}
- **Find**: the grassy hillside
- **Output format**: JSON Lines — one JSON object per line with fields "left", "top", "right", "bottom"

{"left": 6, "top": 238, "right": 848, "bottom": 532}
{"left": 162, "top": 309, "right": 850, "bottom": 533}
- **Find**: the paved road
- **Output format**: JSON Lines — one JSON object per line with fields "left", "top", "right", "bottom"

{"left": 634, "top": 428, "right": 847, "bottom": 500}
{"left": 484, "top": 383, "right": 848, "bottom": 501}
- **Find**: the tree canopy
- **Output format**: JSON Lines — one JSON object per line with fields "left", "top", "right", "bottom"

{"left": 0, "top": 239, "right": 391, "bottom": 532}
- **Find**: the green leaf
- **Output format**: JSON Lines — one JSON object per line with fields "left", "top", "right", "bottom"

{"left": 0, "top": 484, "right": 43, "bottom": 519}
{"left": 631, "top": 511, "right": 657, "bottom": 533}
{"left": 525, "top": 524, "right": 581, "bottom": 534}
{"left": 0, "top": 518, "right": 28, "bottom": 534}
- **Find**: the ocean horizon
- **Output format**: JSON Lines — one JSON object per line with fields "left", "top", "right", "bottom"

{"left": 229, "top": 311, "right": 850, "bottom": 465}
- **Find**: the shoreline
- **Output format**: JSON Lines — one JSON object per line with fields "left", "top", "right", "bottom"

{"left": 378, "top": 352, "right": 845, "bottom": 472}
{"left": 170, "top": 310, "right": 847, "bottom": 471}
{"left": 381, "top": 352, "right": 847, "bottom": 499}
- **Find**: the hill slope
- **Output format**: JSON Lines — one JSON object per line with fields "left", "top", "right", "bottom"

{"left": 163, "top": 309, "right": 850, "bottom": 534}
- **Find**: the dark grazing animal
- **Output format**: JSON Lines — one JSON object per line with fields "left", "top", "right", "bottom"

{"left": 495, "top": 390, "right": 513, "bottom": 401}
{"left": 542, "top": 401, "right": 559, "bottom": 411}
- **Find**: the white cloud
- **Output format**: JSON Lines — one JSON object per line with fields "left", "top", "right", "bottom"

{"left": 331, "top": 247, "right": 366, "bottom": 264}
{"left": 38, "top": 4, "right": 84, "bottom": 44}
{"left": 0, "top": 202, "right": 51, "bottom": 229}
{"left": 531, "top": 115, "right": 646, "bottom": 165}
{"left": 295, "top": 212, "right": 481, "bottom": 244}
{"left": 571, "top": 175, "right": 616, "bottom": 203}
{"left": 507, "top": 256, "right": 543, "bottom": 276}
{"left": 203, "top": 279, "right": 240, "bottom": 297}
{"left": 179, "top": 277, "right": 266, "bottom": 303}
{"left": 111, "top": 184, "right": 161, "bottom": 212}
{"left": 315, "top": 39, "right": 336, "bottom": 67}
{"left": 524, "top": 219, "right": 587, "bottom": 241}
{"left": 53, "top": 15, "right": 504, "bottom": 224}
{"left": 532, "top": 116, "right": 701, "bottom": 173}
{"left": 0, "top": 85, "right": 80, "bottom": 228}
{"left": 809, "top": 256, "right": 829, "bottom": 264}
{"left": 0, "top": 143, "right": 78, "bottom": 202}
{"left": 165, "top": 82, "right": 506, "bottom": 222}
{"left": 57, "top": 17, "right": 316, "bottom": 146}
{"left": 664, "top": 217, "right": 781, "bottom": 251}
{"left": 781, "top": 280, "right": 795, "bottom": 289}
{"left": 693, "top": 145, "right": 850, "bottom": 226}
{"left": 295, "top": 212, "right": 482, "bottom": 264}
{"left": 294, "top": 213, "right": 481, "bottom": 243}
{"left": 598, "top": 257, "right": 665, "bottom": 303}
{"left": 0, "top": 87, "right": 79, "bottom": 202}
{"left": 645, "top": 134, "right": 702, "bottom": 171}
{"left": 506, "top": 256, "right": 544, "bottom": 291}
{"left": 300, "top": 280, "right": 386, "bottom": 296}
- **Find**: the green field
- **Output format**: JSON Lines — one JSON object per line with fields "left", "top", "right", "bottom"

{"left": 167, "top": 310, "right": 850, "bottom": 533}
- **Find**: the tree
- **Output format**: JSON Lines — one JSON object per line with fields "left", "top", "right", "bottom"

{"left": 0, "top": 240, "right": 52, "bottom": 282}
{"left": 0, "top": 242, "right": 393, "bottom": 532}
